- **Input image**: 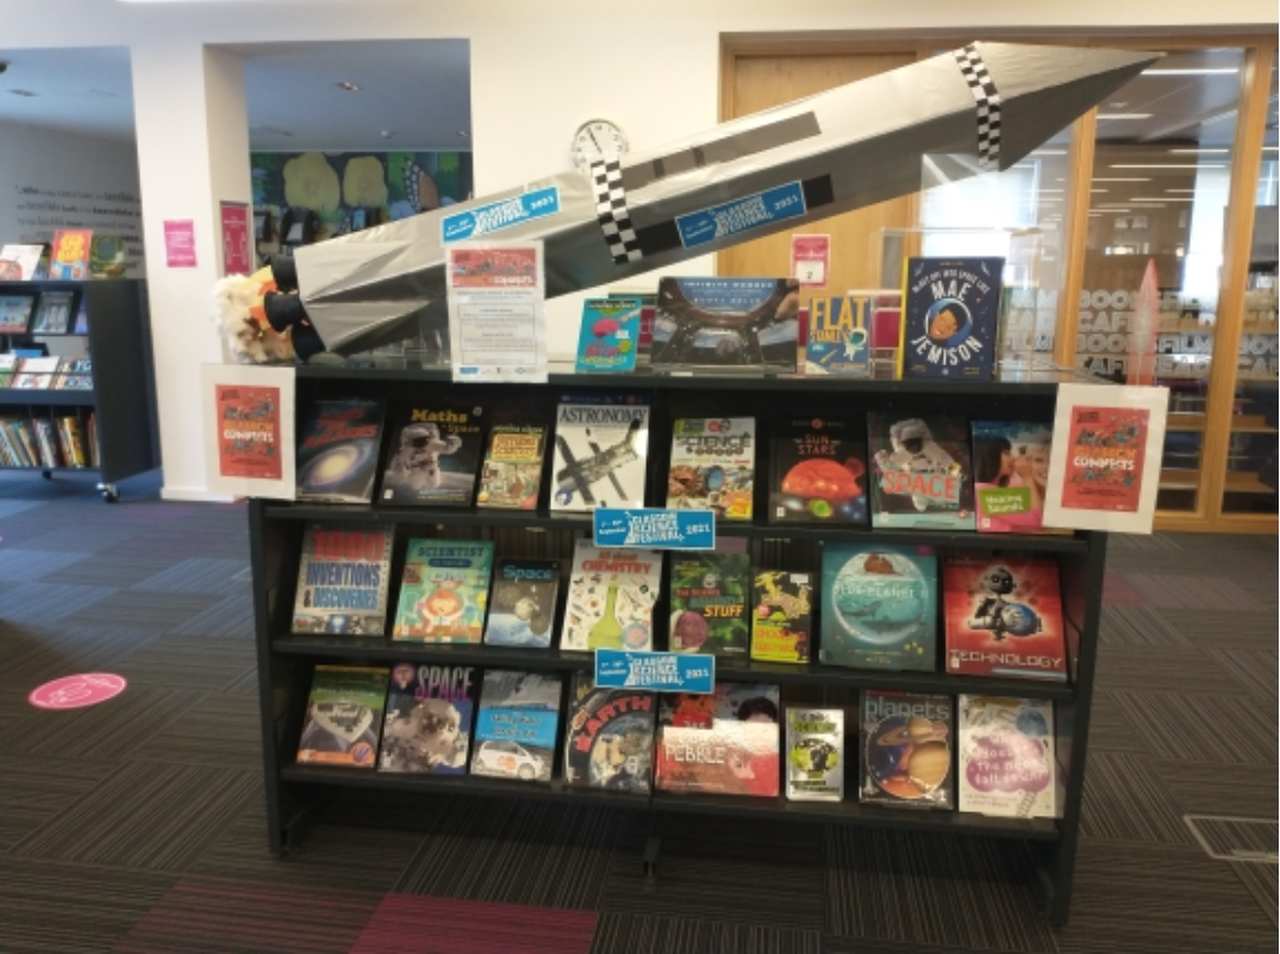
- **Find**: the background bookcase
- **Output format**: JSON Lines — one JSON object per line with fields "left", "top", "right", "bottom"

{"left": 0, "top": 279, "right": 159, "bottom": 500}
{"left": 250, "top": 365, "right": 1108, "bottom": 926}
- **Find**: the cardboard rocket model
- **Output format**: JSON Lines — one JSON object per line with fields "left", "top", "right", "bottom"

{"left": 253, "top": 42, "right": 1158, "bottom": 359}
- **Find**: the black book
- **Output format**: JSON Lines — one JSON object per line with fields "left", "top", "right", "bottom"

{"left": 379, "top": 405, "right": 485, "bottom": 506}
{"left": 295, "top": 398, "right": 386, "bottom": 503}
{"left": 768, "top": 417, "right": 868, "bottom": 525}
{"left": 564, "top": 673, "right": 656, "bottom": 793}
{"left": 483, "top": 558, "right": 561, "bottom": 648}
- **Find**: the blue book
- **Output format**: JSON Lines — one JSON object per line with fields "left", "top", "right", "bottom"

{"left": 575, "top": 298, "right": 642, "bottom": 373}
{"left": 898, "top": 257, "right": 1003, "bottom": 380}
{"left": 805, "top": 295, "right": 869, "bottom": 375}
{"left": 470, "top": 670, "right": 563, "bottom": 782}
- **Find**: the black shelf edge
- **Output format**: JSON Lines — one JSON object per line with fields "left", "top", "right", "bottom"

{"left": 0, "top": 388, "right": 97, "bottom": 407}
{"left": 0, "top": 466, "right": 98, "bottom": 474}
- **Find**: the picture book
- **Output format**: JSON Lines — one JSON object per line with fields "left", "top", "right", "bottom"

{"left": 296, "top": 665, "right": 389, "bottom": 768}
{"left": 295, "top": 397, "right": 385, "bottom": 503}
{"left": 898, "top": 256, "right": 1003, "bottom": 380}
{"left": 651, "top": 277, "right": 800, "bottom": 371}
{"left": 958, "top": 695, "right": 1056, "bottom": 818}
{"left": 0, "top": 354, "right": 17, "bottom": 387}
{"left": 564, "top": 674, "right": 656, "bottom": 793}
{"left": 11, "top": 356, "right": 60, "bottom": 390}
{"left": 392, "top": 539, "right": 494, "bottom": 643}
{"left": 805, "top": 294, "right": 869, "bottom": 375}
{"left": 943, "top": 555, "right": 1067, "bottom": 681}
{"left": 868, "top": 413, "right": 975, "bottom": 529}
{"left": 470, "top": 670, "right": 563, "bottom": 783}
{"left": 380, "top": 405, "right": 484, "bottom": 507}
{"left": 860, "top": 690, "right": 953, "bottom": 809}
{"left": 666, "top": 416, "right": 755, "bottom": 520}
{"left": 820, "top": 544, "right": 938, "bottom": 671}
{"left": 786, "top": 707, "right": 843, "bottom": 802}
{"left": 769, "top": 417, "right": 868, "bottom": 525}
{"left": 972, "top": 421, "right": 1053, "bottom": 532}
{"left": 0, "top": 243, "right": 43, "bottom": 281}
{"left": 49, "top": 229, "right": 93, "bottom": 281}
{"left": 668, "top": 551, "right": 750, "bottom": 657}
{"left": 30, "top": 290, "right": 75, "bottom": 334}
{"left": 483, "top": 558, "right": 561, "bottom": 648}
{"left": 575, "top": 297, "right": 643, "bottom": 373}
{"left": 292, "top": 524, "right": 394, "bottom": 636}
{"left": 655, "top": 684, "right": 781, "bottom": 797}
{"left": 379, "top": 663, "right": 478, "bottom": 774}
{"left": 476, "top": 423, "right": 545, "bottom": 510}
{"left": 0, "top": 295, "right": 34, "bottom": 334}
{"left": 750, "top": 570, "right": 813, "bottom": 664}
{"left": 560, "top": 541, "right": 661, "bottom": 651}
{"left": 551, "top": 395, "right": 649, "bottom": 511}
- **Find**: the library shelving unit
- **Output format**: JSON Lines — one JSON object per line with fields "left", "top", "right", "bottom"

{"left": 250, "top": 363, "right": 1107, "bottom": 927}
{"left": 0, "top": 279, "right": 158, "bottom": 501}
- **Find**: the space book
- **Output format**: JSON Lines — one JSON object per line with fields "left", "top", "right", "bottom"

{"left": 655, "top": 683, "right": 780, "bottom": 797}
{"left": 972, "top": 420, "right": 1053, "bottom": 532}
{"left": 786, "top": 707, "right": 844, "bottom": 802}
{"left": 475, "top": 423, "right": 546, "bottom": 510}
{"left": 392, "top": 539, "right": 494, "bottom": 643}
{"left": 294, "top": 397, "right": 385, "bottom": 503}
{"left": 292, "top": 524, "right": 393, "bottom": 636}
{"left": 868, "top": 413, "right": 974, "bottom": 530}
{"left": 651, "top": 277, "right": 799, "bottom": 371}
{"left": 859, "top": 690, "right": 953, "bottom": 809}
{"left": 820, "top": 543, "right": 937, "bottom": 671}
{"left": 560, "top": 541, "right": 661, "bottom": 652}
{"left": 804, "top": 294, "right": 869, "bottom": 375}
{"left": 575, "top": 297, "right": 643, "bottom": 373}
{"left": 898, "top": 257, "right": 1003, "bottom": 381}
{"left": 295, "top": 665, "right": 389, "bottom": 768}
{"left": 750, "top": 569, "right": 813, "bottom": 664}
{"left": 483, "top": 558, "right": 560, "bottom": 648}
{"left": 470, "top": 670, "right": 563, "bottom": 783}
{"left": 667, "top": 551, "right": 751, "bottom": 657}
{"left": 379, "top": 663, "right": 477, "bottom": 774}
{"left": 550, "top": 395, "right": 649, "bottom": 512}
{"left": 665, "top": 416, "right": 755, "bottom": 521}
{"left": 769, "top": 416, "right": 867, "bottom": 525}
{"left": 380, "top": 405, "right": 484, "bottom": 507}
{"left": 957, "top": 695, "right": 1056, "bottom": 818}
{"left": 564, "top": 674, "right": 656, "bottom": 793}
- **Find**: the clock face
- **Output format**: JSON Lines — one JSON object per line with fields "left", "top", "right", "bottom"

{"left": 571, "top": 119, "right": 628, "bottom": 173}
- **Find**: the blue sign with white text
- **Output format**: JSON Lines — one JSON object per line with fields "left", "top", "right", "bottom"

{"left": 595, "top": 649, "right": 715, "bottom": 695}
{"left": 674, "top": 180, "right": 807, "bottom": 249}
{"left": 441, "top": 186, "right": 561, "bottom": 242}
{"left": 592, "top": 508, "right": 715, "bottom": 550}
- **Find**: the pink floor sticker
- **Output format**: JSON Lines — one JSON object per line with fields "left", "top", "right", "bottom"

{"left": 29, "top": 673, "right": 128, "bottom": 710}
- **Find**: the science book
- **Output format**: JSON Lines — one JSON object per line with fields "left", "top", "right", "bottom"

{"left": 379, "top": 663, "right": 478, "bottom": 774}
{"left": 859, "top": 690, "right": 953, "bottom": 809}
{"left": 380, "top": 404, "right": 484, "bottom": 507}
{"left": 668, "top": 551, "right": 750, "bottom": 657}
{"left": 957, "top": 695, "right": 1056, "bottom": 818}
{"left": 666, "top": 416, "right": 755, "bottom": 521}
{"left": 972, "top": 421, "right": 1053, "bottom": 532}
{"left": 483, "top": 558, "right": 560, "bottom": 648}
{"left": 295, "top": 397, "right": 385, "bottom": 504}
{"left": 898, "top": 256, "right": 1003, "bottom": 380}
{"left": 785, "top": 707, "right": 843, "bottom": 802}
{"left": 820, "top": 544, "right": 937, "bottom": 671}
{"left": 476, "top": 423, "right": 546, "bottom": 510}
{"left": 749, "top": 570, "right": 813, "bottom": 664}
{"left": 564, "top": 674, "right": 656, "bottom": 794}
{"left": 652, "top": 277, "right": 800, "bottom": 371}
{"left": 550, "top": 395, "right": 649, "bottom": 512}
{"left": 392, "top": 539, "right": 494, "bottom": 643}
{"left": 868, "top": 413, "right": 974, "bottom": 530}
{"left": 575, "top": 297, "right": 643, "bottom": 373}
{"left": 292, "top": 524, "right": 393, "bottom": 636}
{"left": 805, "top": 294, "right": 869, "bottom": 375}
{"left": 470, "top": 670, "right": 563, "bottom": 783}
{"left": 655, "top": 683, "right": 781, "bottom": 797}
{"left": 769, "top": 416, "right": 868, "bottom": 525}
{"left": 560, "top": 541, "right": 661, "bottom": 651}
{"left": 295, "top": 664, "right": 389, "bottom": 768}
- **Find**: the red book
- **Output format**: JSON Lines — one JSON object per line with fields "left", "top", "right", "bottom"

{"left": 943, "top": 556, "right": 1067, "bottom": 682}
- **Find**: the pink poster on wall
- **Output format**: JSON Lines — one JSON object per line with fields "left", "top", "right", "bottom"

{"left": 220, "top": 201, "right": 252, "bottom": 276}
{"left": 164, "top": 219, "right": 198, "bottom": 268}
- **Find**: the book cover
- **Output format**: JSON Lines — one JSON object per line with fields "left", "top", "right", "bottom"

{"left": 476, "top": 423, "right": 546, "bottom": 510}
{"left": 943, "top": 555, "right": 1067, "bottom": 682}
{"left": 483, "top": 558, "right": 561, "bottom": 648}
{"left": 805, "top": 294, "right": 869, "bottom": 375}
{"left": 380, "top": 405, "right": 483, "bottom": 507}
{"left": 750, "top": 570, "right": 813, "bottom": 664}
{"left": 652, "top": 277, "right": 799, "bottom": 371}
{"left": 972, "top": 421, "right": 1053, "bottom": 533}
{"left": 575, "top": 297, "right": 643, "bottom": 373}
{"left": 666, "top": 417, "right": 755, "bottom": 521}
{"left": 296, "top": 664, "right": 389, "bottom": 768}
{"left": 292, "top": 524, "right": 394, "bottom": 635}
{"left": 655, "top": 684, "right": 781, "bottom": 797}
{"left": 215, "top": 382, "right": 283, "bottom": 482}
{"left": 379, "top": 663, "right": 478, "bottom": 774}
{"left": 786, "top": 707, "right": 844, "bottom": 801}
{"left": 470, "top": 670, "right": 563, "bottom": 782}
{"left": 668, "top": 551, "right": 750, "bottom": 657}
{"left": 392, "top": 539, "right": 494, "bottom": 643}
{"left": 957, "top": 695, "right": 1055, "bottom": 818}
{"left": 860, "top": 690, "right": 953, "bottom": 809}
{"left": 898, "top": 256, "right": 1003, "bottom": 380}
{"left": 0, "top": 354, "right": 17, "bottom": 387}
{"left": 868, "top": 413, "right": 975, "bottom": 529}
{"left": 550, "top": 396, "right": 649, "bottom": 511}
{"left": 0, "top": 295, "right": 34, "bottom": 334}
{"left": 12, "top": 356, "right": 61, "bottom": 390}
{"left": 295, "top": 397, "right": 385, "bottom": 503}
{"left": 49, "top": 229, "right": 93, "bottom": 281}
{"left": 564, "top": 674, "right": 656, "bottom": 793}
{"left": 769, "top": 417, "right": 868, "bottom": 525}
{"left": 0, "top": 244, "right": 43, "bottom": 281}
{"left": 560, "top": 541, "right": 661, "bottom": 651}
{"left": 31, "top": 290, "right": 75, "bottom": 334}
{"left": 820, "top": 544, "right": 938, "bottom": 671}
{"left": 1058, "top": 405, "right": 1149, "bottom": 514}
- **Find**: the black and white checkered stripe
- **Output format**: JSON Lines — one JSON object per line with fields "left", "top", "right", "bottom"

{"left": 953, "top": 43, "right": 1002, "bottom": 171}
{"left": 590, "top": 158, "right": 642, "bottom": 264}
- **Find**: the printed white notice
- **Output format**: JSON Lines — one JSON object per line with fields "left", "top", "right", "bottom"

{"left": 446, "top": 240, "right": 547, "bottom": 383}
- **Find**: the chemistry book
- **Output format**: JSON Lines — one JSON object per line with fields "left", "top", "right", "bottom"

{"left": 957, "top": 695, "right": 1056, "bottom": 818}
{"left": 469, "top": 669, "right": 563, "bottom": 783}
{"left": 768, "top": 416, "right": 868, "bottom": 526}
{"left": 668, "top": 550, "right": 750, "bottom": 657}
{"left": 651, "top": 277, "right": 800, "bottom": 372}
{"left": 560, "top": 540, "right": 661, "bottom": 652}
{"left": 654, "top": 683, "right": 781, "bottom": 797}
{"left": 392, "top": 539, "right": 494, "bottom": 643}
{"left": 380, "top": 404, "right": 484, "bottom": 507}
{"left": 292, "top": 524, "right": 394, "bottom": 636}
{"left": 295, "top": 397, "right": 385, "bottom": 504}
{"left": 550, "top": 395, "right": 649, "bottom": 512}
{"left": 868, "top": 413, "right": 975, "bottom": 530}
{"left": 379, "top": 663, "right": 478, "bottom": 774}
{"left": 749, "top": 569, "right": 813, "bottom": 664}
{"left": 859, "top": 690, "right": 953, "bottom": 809}
{"left": 475, "top": 423, "right": 546, "bottom": 511}
{"left": 564, "top": 674, "right": 656, "bottom": 794}
{"left": 295, "top": 664, "right": 389, "bottom": 769}
{"left": 898, "top": 256, "right": 1003, "bottom": 381}
{"left": 665, "top": 416, "right": 755, "bottom": 521}
{"left": 785, "top": 707, "right": 843, "bottom": 802}
{"left": 483, "top": 558, "right": 561, "bottom": 648}
{"left": 820, "top": 544, "right": 938, "bottom": 671}
{"left": 972, "top": 421, "right": 1053, "bottom": 532}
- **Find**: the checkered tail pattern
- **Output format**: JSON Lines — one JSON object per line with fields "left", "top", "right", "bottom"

{"left": 953, "top": 43, "right": 1002, "bottom": 171}
{"left": 590, "top": 158, "right": 643, "bottom": 264}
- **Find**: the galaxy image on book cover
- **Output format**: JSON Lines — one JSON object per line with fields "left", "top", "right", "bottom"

{"left": 296, "top": 398, "right": 384, "bottom": 502}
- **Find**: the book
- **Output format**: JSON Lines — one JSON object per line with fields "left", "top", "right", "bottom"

{"left": 55, "top": 416, "right": 86, "bottom": 468}
{"left": 550, "top": 395, "right": 649, "bottom": 511}
{"left": 483, "top": 558, "right": 561, "bottom": 648}
{"left": 295, "top": 398, "right": 385, "bottom": 504}
{"left": 769, "top": 417, "right": 868, "bottom": 525}
{"left": 57, "top": 358, "right": 93, "bottom": 391}
{"left": 32, "top": 418, "right": 60, "bottom": 467}
{"left": 475, "top": 423, "right": 546, "bottom": 510}
{"left": 8, "top": 419, "right": 38, "bottom": 466}
{"left": 608, "top": 290, "right": 656, "bottom": 364}
{"left": 30, "top": 290, "right": 75, "bottom": 334}
{"left": 0, "top": 244, "right": 43, "bottom": 281}
{"left": 868, "top": 413, "right": 975, "bottom": 529}
{"left": 957, "top": 695, "right": 1055, "bottom": 818}
{"left": 564, "top": 674, "right": 656, "bottom": 793}
{"left": 804, "top": 294, "right": 869, "bottom": 375}
{"left": 898, "top": 256, "right": 1003, "bottom": 380}
{"left": 560, "top": 541, "right": 661, "bottom": 651}
{"left": 860, "top": 690, "right": 953, "bottom": 809}
{"left": 651, "top": 277, "right": 799, "bottom": 371}
{"left": 820, "top": 544, "right": 938, "bottom": 671}
{"left": 379, "top": 663, "right": 478, "bottom": 774}
{"left": 654, "top": 684, "right": 781, "bottom": 797}
{"left": 86, "top": 412, "right": 99, "bottom": 467}
{"left": 668, "top": 551, "right": 750, "bottom": 657}
{"left": 381, "top": 405, "right": 484, "bottom": 506}
{"left": 292, "top": 524, "right": 394, "bottom": 636}
{"left": 392, "top": 539, "right": 494, "bottom": 643}
{"left": 49, "top": 229, "right": 93, "bottom": 281}
{"left": 665, "top": 417, "right": 755, "bottom": 520}
{"left": 0, "top": 419, "right": 24, "bottom": 466}
{"left": 972, "top": 421, "right": 1053, "bottom": 532}
{"left": 943, "top": 555, "right": 1068, "bottom": 682}
{"left": 749, "top": 570, "right": 813, "bottom": 664}
{"left": 12, "top": 356, "right": 61, "bottom": 390}
{"left": 0, "top": 295, "right": 34, "bottom": 334}
{"left": 0, "top": 354, "right": 17, "bottom": 387}
{"left": 470, "top": 670, "right": 563, "bottom": 782}
{"left": 785, "top": 707, "right": 844, "bottom": 801}
{"left": 575, "top": 297, "right": 643, "bottom": 373}
{"left": 296, "top": 664, "right": 389, "bottom": 768}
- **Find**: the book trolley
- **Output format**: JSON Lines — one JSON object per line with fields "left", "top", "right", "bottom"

{"left": 250, "top": 363, "right": 1107, "bottom": 926}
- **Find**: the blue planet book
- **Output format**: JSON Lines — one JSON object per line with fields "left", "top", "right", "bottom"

{"left": 868, "top": 413, "right": 975, "bottom": 530}
{"left": 898, "top": 257, "right": 1003, "bottom": 381}
{"left": 295, "top": 397, "right": 385, "bottom": 503}
{"left": 805, "top": 294, "right": 869, "bottom": 375}
{"left": 470, "top": 669, "right": 563, "bottom": 783}
{"left": 819, "top": 543, "right": 938, "bottom": 671}
{"left": 575, "top": 297, "right": 643, "bottom": 373}
{"left": 483, "top": 558, "right": 561, "bottom": 648}
{"left": 392, "top": 539, "right": 494, "bottom": 644}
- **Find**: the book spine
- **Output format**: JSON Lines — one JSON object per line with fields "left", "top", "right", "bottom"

{"left": 87, "top": 412, "right": 99, "bottom": 467}
{"left": 14, "top": 421, "right": 38, "bottom": 466}
{"left": 0, "top": 423, "right": 17, "bottom": 467}
{"left": 34, "top": 419, "right": 59, "bottom": 468}
{"left": 68, "top": 417, "right": 86, "bottom": 467}
{"left": 895, "top": 257, "right": 909, "bottom": 379}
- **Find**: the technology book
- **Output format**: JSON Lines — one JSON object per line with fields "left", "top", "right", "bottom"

{"left": 668, "top": 551, "right": 751, "bottom": 657}
{"left": 957, "top": 695, "right": 1056, "bottom": 818}
{"left": 652, "top": 277, "right": 799, "bottom": 371}
{"left": 392, "top": 539, "right": 494, "bottom": 643}
{"left": 655, "top": 684, "right": 781, "bottom": 797}
{"left": 666, "top": 416, "right": 755, "bottom": 521}
{"left": 820, "top": 544, "right": 937, "bottom": 671}
{"left": 564, "top": 674, "right": 656, "bottom": 794}
{"left": 295, "top": 397, "right": 385, "bottom": 504}
{"left": 868, "top": 413, "right": 974, "bottom": 529}
{"left": 749, "top": 570, "right": 813, "bottom": 664}
{"left": 786, "top": 707, "right": 843, "bottom": 802}
{"left": 476, "top": 423, "right": 545, "bottom": 510}
{"left": 898, "top": 256, "right": 1003, "bottom": 380}
{"left": 560, "top": 541, "right": 661, "bottom": 651}
{"left": 470, "top": 670, "right": 563, "bottom": 783}
{"left": 860, "top": 690, "right": 953, "bottom": 809}
{"left": 380, "top": 405, "right": 484, "bottom": 507}
{"left": 292, "top": 524, "right": 393, "bottom": 636}
{"left": 551, "top": 395, "right": 649, "bottom": 511}
{"left": 379, "top": 663, "right": 477, "bottom": 774}
{"left": 483, "top": 558, "right": 560, "bottom": 648}
{"left": 296, "top": 664, "right": 389, "bottom": 768}
{"left": 769, "top": 416, "right": 868, "bottom": 525}
{"left": 575, "top": 297, "right": 643, "bottom": 373}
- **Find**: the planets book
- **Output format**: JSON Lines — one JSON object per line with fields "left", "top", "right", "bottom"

{"left": 666, "top": 416, "right": 756, "bottom": 521}
{"left": 972, "top": 421, "right": 1052, "bottom": 532}
{"left": 943, "top": 555, "right": 1067, "bottom": 681}
{"left": 868, "top": 413, "right": 975, "bottom": 529}
{"left": 483, "top": 558, "right": 561, "bottom": 648}
{"left": 651, "top": 277, "right": 799, "bottom": 372}
{"left": 560, "top": 541, "right": 661, "bottom": 652}
{"left": 897, "top": 256, "right": 1003, "bottom": 381}
{"left": 668, "top": 551, "right": 750, "bottom": 657}
{"left": 379, "top": 663, "right": 477, "bottom": 775}
{"left": 768, "top": 417, "right": 868, "bottom": 526}
{"left": 786, "top": 707, "right": 844, "bottom": 802}
{"left": 550, "top": 395, "right": 649, "bottom": 512}
{"left": 655, "top": 684, "right": 781, "bottom": 797}
{"left": 292, "top": 524, "right": 393, "bottom": 636}
{"left": 296, "top": 664, "right": 389, "bottom": 769}
{"left": 564, "top": 674, "right": 656, "bottom": 794}
{"left": 380, "top": 405, "right": 484, "bottom": 507}
{"left": 749, "top": 569, "right": 813, "bottom": 664}
{"left": 859, "top": 690, "right": 953, "bottom": 809}
{"left": 958, "top": 695, "right": 1056, "bottom": 818}
{"left": 476, "top": 423, "right": 546, "bottom": 511}
{"left": 295, "top": 397, "right": 385, "bottom": 504}
{"left": 470, "top": 670, "right": 563, "bottom": 783}
{"left": 392, "top": 539, "right": 494, "bottom": 644}
{"left": 820, "top": 543, "right": 938, "bottom": 671}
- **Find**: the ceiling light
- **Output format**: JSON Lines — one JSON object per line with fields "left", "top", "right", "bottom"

{"left": 336, "top": 81, "right": 360, "bottom": 92}
{"left": 1165, "top": 188, "right": 1195, "bottom": 193}
{"left": 1093, "top": 177, "right": 1152, "bottom": 182}
{"left": 379, "top": 129, "right": 393, "bottom": 139}
{"left": 1030, "top": 149, "right": 1066, "bottom": 156}
{"left": 1131, "top": 196, "right": 1192, "bottom": 202}
{"left": 1169, "top": 147, "right": 1230, "bottom": 154}
{"left": 7, "top": 89, "right": 37, "bottom": 98}
{"left": 1143, "top": 67, "right": 1239, "bottom": 75}
{"left": 1038, "top": 189, "right": 1064, "bottom": 193}
{"left": 1092, "top": 188, "right": 1108, "bottom": 193}
{"left": 1111, "top": 163, "right": 1224, "bottom": 169}
{"left": 1098, "top": 113, "right": 1154, "bottom": 120}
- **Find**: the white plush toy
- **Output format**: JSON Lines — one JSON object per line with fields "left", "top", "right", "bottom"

{"left": 210, "top": 266, "right": 295, "bottom": 364}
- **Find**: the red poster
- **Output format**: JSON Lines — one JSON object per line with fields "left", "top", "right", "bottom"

{"left": 1060, "top": 405, "right": 1148, "bottom": 512}
{"left": 164, "top": 219, "right": 198, "bottom": 268}
{"left": 447, "top": 246, "right": 539, "bottom": 288}
{"left": 790, "top": 233, "right": 830, "bottom": 287}
{"left": 215, "top": 384, "right": 282, "bottom": 480}
{"left": 220, "top": 201, "right": 252, "bottom": 276}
